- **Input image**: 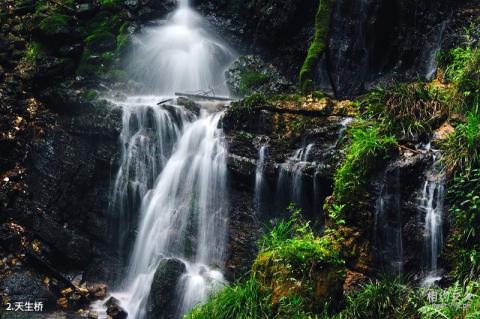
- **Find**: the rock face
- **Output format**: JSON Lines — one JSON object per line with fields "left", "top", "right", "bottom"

{"left": 321, "top": 0, "right": 452, "bottom": 97}
{"left": 147, "top": 258, "right": 187, "bottom": 319}
{"left": 225, "top": 55, "right": 294, "bottom": 97}
{"left": 0, "top": 271, "right": 56, "bottom": 310}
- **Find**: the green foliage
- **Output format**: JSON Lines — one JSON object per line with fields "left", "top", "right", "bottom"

{"left": 418, "top": 282, "right": 480, "bottom": 319}
{"left": 337, "top": 278, "right": 423, "bottom": 319}
{"left": 39, "top": 14, "right": 71, "bottom": 35}
{"left": 359, "top": 83, "right": 450, "bottom": 138}
{"left": 239, "top": 70, "right": 271, "bottom": 95}
{"left": 24, "top": 41, "right": 44, "bottom": 65}
{"left": 448, "top": 168, "right": 480, "bottom": 282}
{"left": 299, "top": 0, "right": 336, "bottom": 91}
{"left": 186, "top": 276, "right": 270, "bottom": 319}
{"left": 99, "top": 0, "right": 123, "bottom": 10}
{"left": 334, "top": 122, "right": 397, "bottom": 204}
{"left": 187, "top": 208, "right": 342, "bottom": 319}
{"left": 439, "top": 47, "right": 480, "bottom": 108}
{"left": 82, "top": 89, "right": 98, "bottom": 101}
{"left": 441, "top": 112, "right": 480, "bottom": 173}
{"left": 116, "top": 22, "right": 131, "bottom": 53}
{"left": 258, "top": 205, "right": 343, "bottom": 268}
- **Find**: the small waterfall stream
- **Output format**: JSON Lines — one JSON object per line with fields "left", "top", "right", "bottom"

{"left": 99, "top": 0, "right": 235, "bottom": 318}
{"left": 419, "top": 154, "right": 446, "bottom": 286}
{"left": 254, "top": 145, "right": 267, "bottom": 214}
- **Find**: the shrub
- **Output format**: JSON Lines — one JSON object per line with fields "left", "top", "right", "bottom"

{"left": 447, "top": 168, "right": 480, "bottom": 282}
{"left": 24, "top": 41, "right": 44, "bottom": 65}
{"left": 359, "top": 83, "right": 449, "bottom": 138}
{"left": 333, "top": 122, "right": 397, "bottom": 204}
{"left": 299, "top": 0, "right": 336, "bottom": 91}
{"left": 441, "top": 112, "right": 480, "bottom": 173}
{"left": 187, "top": 209, "right": 343, "bottom": 319}
{"left": 439, "top": 47, "right": 480, "bottom": 110}
{"left": 337, "top": 278, "right": 423, "bottom": 319}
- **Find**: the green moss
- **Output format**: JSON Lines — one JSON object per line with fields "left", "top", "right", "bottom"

{"left": 333, "top": 122, "right": 397, "bottom": 205}
{"left": 239, "top": 70, "right": 271, "bottom": 95}
{"left": 116, "top": 22, "right": 131, "bottom": 53}
{"left": 39, "top": 14, "right": 71, "bottom": 35}
{"left": 299, "top": 0, "right": 336, "bottom": 91}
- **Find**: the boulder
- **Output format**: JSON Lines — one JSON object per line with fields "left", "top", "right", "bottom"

{"left": 225, "top": 55, "right": 294, "bottom": 97}
{"left": 147, "top": 258, "right": 187, "bottom": 319}
{"left": 106, "top": 297, "right": 128, "bottom": 319}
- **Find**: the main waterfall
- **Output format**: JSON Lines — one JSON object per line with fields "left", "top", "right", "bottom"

{"left": 103, "top": 0, "right": 235, "bottom": 318}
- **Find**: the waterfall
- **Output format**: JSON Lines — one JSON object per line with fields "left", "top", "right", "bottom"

{"left": 116, "top": 112, "right": 228, "bottom": 319}
{"left": 420, "top": 155, "right": 445, "bottom": 286}
{"left": 276, "top": 144, "right": 314, "bottom": 211}
{"left": 254, "top": 145, "right": 267, "bottom": 214}
{"left": 127, "top": 0, "right": 234, "bottom": 95}
{"left": 109, "top": 96, "right": 186, "bottom": 257}
{"left": 100, "top": 0, "right": 235, "bottom": 318}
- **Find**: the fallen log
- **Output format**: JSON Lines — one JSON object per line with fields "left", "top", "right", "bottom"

{"left": 157, "top": 98, "right": 173, "bottom": 105}
{"left": 174, "top": 92, "right": 234, "bottom": 101}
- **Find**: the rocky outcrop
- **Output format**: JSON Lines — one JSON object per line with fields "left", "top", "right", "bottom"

{"left": 225, "top": 55, "right": 294, "bottom": 97}
{"left": 147, "top": 258, "right": 187, "bottom": 319}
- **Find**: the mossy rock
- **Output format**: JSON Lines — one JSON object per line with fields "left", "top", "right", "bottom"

{"left": 85, "top": 32, "right": 116, "bottom": 52}
{"left": 39, "top": 14, "right": 73, "bottom": 38}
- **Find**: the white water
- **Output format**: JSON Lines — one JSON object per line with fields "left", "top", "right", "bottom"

{"left": 419, "top": 155, "right": 445, "bottom": 286}
{"left": 102, "top": 0, "right": 235, "bottom": 318}
{"left": 254, "top": 145, "right": 267, "bottom": 213}
{"left": 127, "top": 0, "right": 234, "bottom": 95}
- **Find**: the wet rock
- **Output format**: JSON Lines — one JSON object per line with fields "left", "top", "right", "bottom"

{"left": 34, "top": 57, "right": 76, "bottom": 82}
{"left": 106, "top": 297, "right": 128, "bottom": 319}
{"left": 87, "top": 283, "right": 108, "bottom": 301}
{"left": 76, "top": 3, "right": 98, "bottom": 19}
{"left": 176, "top": 97, "right": 201, "bottom": 116}
{"left": 86, "top": 32, "right": 116, "bottom": 52}
{"left": 225, "top": 55, "right": 294, "bottom": 97}
{"left": 147, "top": 258, "right": 187, "bottom": 319}
{"left": 0, "top": 271, "right": 56, "bottom": 310}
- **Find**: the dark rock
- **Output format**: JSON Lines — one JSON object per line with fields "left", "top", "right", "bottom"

{"left": 34, "top": 57, "right": 76, "bottom": 82}
{"left": 76, "top": 3, "right": 98, "bottom": 19}
{"left": 106, "top": 297, "right": 128, "bottom": 319}
{"left": 176, "top": 97, "right": 201, "bottom": 116}
{"left": 147, "top": 258, "right": 187, "bottom": 319}
{"left": 225, "top": 55, "right": 294, "bottom": 97}
{"left": 0, "top": 272, "right": 56, "bottom": 310}
{"left": 86, "top": 32, "right": 116, "bottom": 52}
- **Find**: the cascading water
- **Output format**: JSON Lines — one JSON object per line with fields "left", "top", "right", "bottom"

{"left": 109, "top": 96, "right": 186, "bottom": 256}
{"left": 100, "top": 0, "right": 236, "bottom": 318}
{"left": 276, "top": 144, "right": 315, "bottom": 208}
{"left": 254, "top": 145, "right": 267, "bottom": 213}
{"left": 419, "top": 154, "right": 445, "bottom": 286}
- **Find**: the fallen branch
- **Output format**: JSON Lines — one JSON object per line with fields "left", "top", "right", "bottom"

{"left": 175, "top": 92, "right": 234, "bottom": 101}
{"left": 157, "top": 98, "right": 173, "bottom": 105}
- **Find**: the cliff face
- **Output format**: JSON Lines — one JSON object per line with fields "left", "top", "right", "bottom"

{"left": 0, "top": 0, "right": 478, "bottom": 317}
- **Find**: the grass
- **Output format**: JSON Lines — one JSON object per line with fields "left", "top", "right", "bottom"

{"left": 359, "top": 82, "right": 450, "bottom": 138}
{"left": 186, "top": 208, "right": 344, "bottom": 318}
{"left": 418, "top": 282, "right": 480, "bottom": 319}
{"left": 333, "top": 122, "right": 397, "bottom": 204}
{"left": 337, "top": 278, "right": 423, "bottom": 319}
{"left": 441, "top": 112, "right": 480, "bottom": 174}
{"left": 24, "top": 41, "right": 43, "bottom": 65}
{"left": 299, "top": 0, "right": 336, "bottom": 91}
{"left": 447, "top": 167, "right": 480, "bottom": 282}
